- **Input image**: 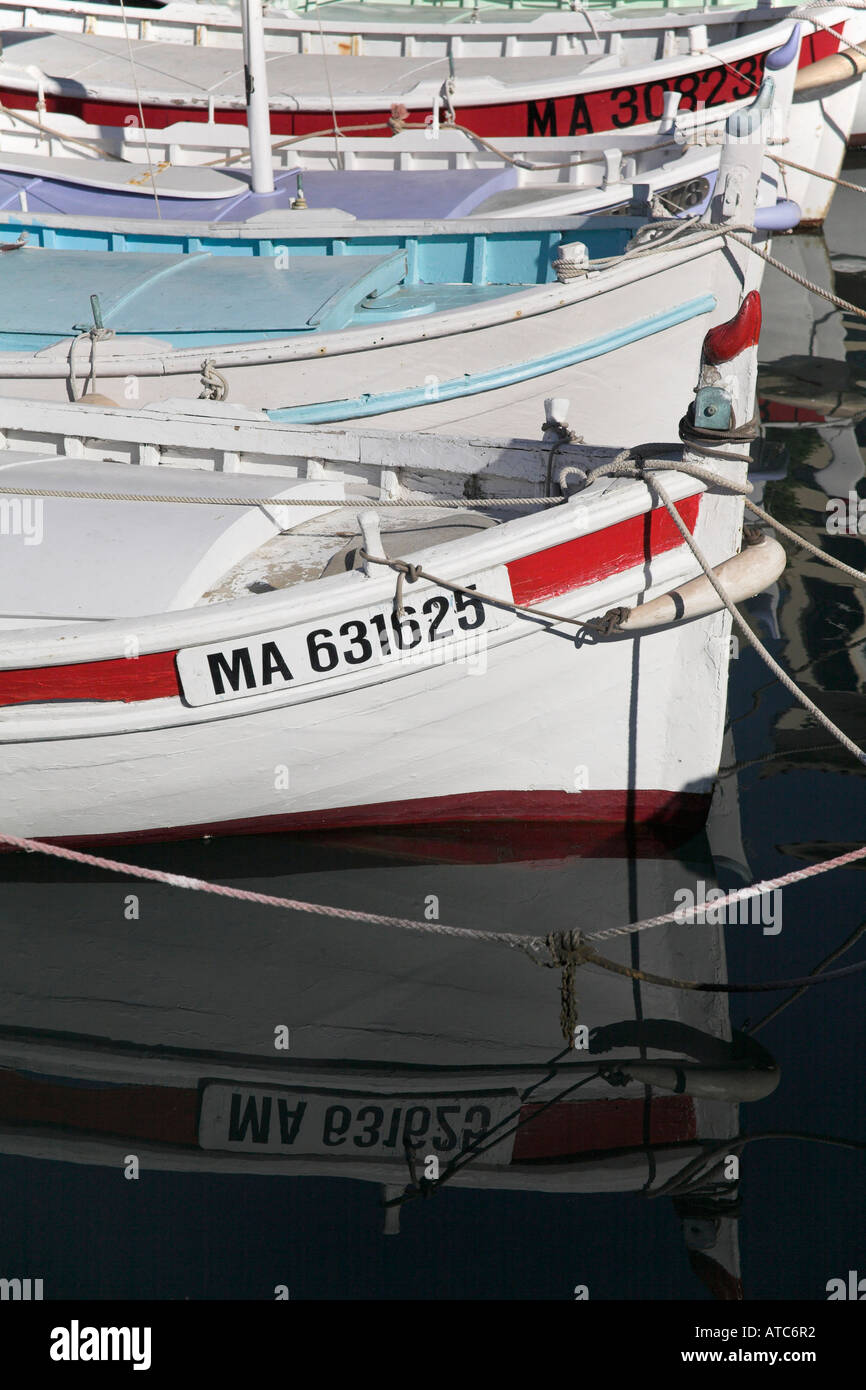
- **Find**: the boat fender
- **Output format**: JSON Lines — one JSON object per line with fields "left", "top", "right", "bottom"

{"left": 598, "top": 1057, "right": 779, "bottom": 1103}
{"left": 794, "top": 46, "right": 866, "bottom": 94}
{"left": 587, "top": 531, "right": 786, "bottom": 635}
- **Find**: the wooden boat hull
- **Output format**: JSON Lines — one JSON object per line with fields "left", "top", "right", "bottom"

{"left": 0, "top": 8, "right": 857, "bottom": 221}
{"left": 0, "top": 226, "right": 761, "bottom": 444}
{"left": 0, "top": 428, "right": 749, "bottom": 842}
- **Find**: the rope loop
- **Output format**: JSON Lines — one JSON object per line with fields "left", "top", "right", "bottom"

{"left": 199, "top": 360, "right": 229, "bottom": 402}
{"left": 67, "top": 324, "right": 116, "bottom": 403}
{"left": 393, "top": 558, "right": 422, "bottom": 617}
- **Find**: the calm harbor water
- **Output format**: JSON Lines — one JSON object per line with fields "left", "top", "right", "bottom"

{"left": 1, "top": 164, "right": 865, "bottom": 1302}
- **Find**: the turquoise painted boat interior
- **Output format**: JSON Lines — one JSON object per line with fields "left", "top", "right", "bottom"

{"left": 0, "top": 223, "right": 637, "bottom": 350}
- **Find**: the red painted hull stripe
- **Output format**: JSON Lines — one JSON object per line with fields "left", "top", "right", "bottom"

{"left": 512, "top": 1096, "right": 697, "bottom": 1159}
{"left": 0, "top": 647, "right": 180, "bottom": 707}
{"left": 797, "top": 24, "right": 843, "bottom": 68}
{"left": 0, "top": 1069, "right": 696, "bottom": 1158}
{"left": 0, "top": 33, "right": 842, "bottom": 141}
{"left": 0, "top": 50, "right": 778, "bottom": 139}
{"left": 508, "top": 493, "right": 700, "bottom": 606}
{"left": 30, "top": 789, "right": 713, "bottom": 849}
{"left": 0, "top": 494, "right": 701, "bottom": 707}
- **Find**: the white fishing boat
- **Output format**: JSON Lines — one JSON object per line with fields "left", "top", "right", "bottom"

{"left": 0, "top": 123, "right": 785, "bottom": 226}
{"left": 0, "top": 290, "right": 784, "bottom": 845}
{"left": 0, "top": 81, "right": 793, "bottom": 449}
{"left": 0, "top": 779, "right": 775, "bottom": 1297}
{"left": 0, "top": 3, "right": 859, "bottom": 221}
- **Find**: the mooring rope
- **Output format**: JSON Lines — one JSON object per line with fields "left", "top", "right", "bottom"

{"left": 0, "top": 487, "right": 565, "bottom": 507}
{"left": 575, "top": 942, "right": 866, "bottom": 994}
{"left": 1, "top": 831, "right": 863, "bottom": 952}
{"left": 794, "top": 0, "right": 866, "bottom": 65}
{"left": 771, "top": 152, "right": 866, "bottom": 194}
{"left": 648, "top": 1128, "right": 866, "bottom": 1199}
{"left": 745, "top": 916, "right": 866, "bottom": 1033}
{"left": 650, "top": 470, "right": 866, "bottom": 766}
{"left": 117, "top": 0, "right": 161, "bottom": 218}
{"left": 726, "top": 229, "right": 866, "bottom": 320}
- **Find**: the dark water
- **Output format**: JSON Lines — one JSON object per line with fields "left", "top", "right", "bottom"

{"left": 1, "top": 166, "right": 866, "bottom": 1303}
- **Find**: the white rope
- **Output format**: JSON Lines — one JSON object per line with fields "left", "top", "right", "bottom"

{"left": 794, "top": 0, "right": 866, "bottom": 64}
{"left": 0, "top": 486, "right": 563, "bottom": 506}
{"left": 745, "top": 498, "right": 866, "bottom": 584}
{"left": 650, "top": 471, "right": 866, "bottom": 766}
{"left": 587, "top": 846, "right": 866, "bottom": 942}
{"left": 726, "top": 229, "right": 866, "bottom": 320}
{"left": 313, "top": 8, "right": 344, "bottom": 170}
{"left": 117, "top": 0, "right": 161, "bottom": 218}
{"left": 66, "top": 327, "right": 116, "bottom": 403}
{"left": 0, "top": 831, "right": 863, "bottom": 954}
{"left": 771, "top": 152, "right": 866, "bottom": 194}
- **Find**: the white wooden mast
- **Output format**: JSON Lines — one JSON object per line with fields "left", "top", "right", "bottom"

{"left": 241, "top": 0, "right": 275, "bottom": 196}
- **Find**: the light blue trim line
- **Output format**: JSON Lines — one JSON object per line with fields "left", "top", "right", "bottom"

{"left": 268, "top": 293, "right": 717, "bottom": 425}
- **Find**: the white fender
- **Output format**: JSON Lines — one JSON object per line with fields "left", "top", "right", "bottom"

{"left": 614, "top": 532, "right": 786, "bottom": 633}
{"left": 794, "top": 48, "right": 866, "bottom": 93}
{"left": 601, "top": 1059, "right": 780, "bottom": 1103}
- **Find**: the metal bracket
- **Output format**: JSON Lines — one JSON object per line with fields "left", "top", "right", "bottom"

{"left": 693, "top": 386, "right": 733, "bottom": 432}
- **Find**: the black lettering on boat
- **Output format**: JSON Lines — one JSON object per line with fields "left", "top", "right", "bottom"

{"left": 568, "top": 94, "right": 593, "bottom": 136}
{"left": 642, "top": 79, "right": 670, "bottom": 123}
{"left": 611, "top": 85, "right": 640, "bottom": 129}
{"left": 527, "top": 98, "right": 557, "bottom": 137}
{"left": 228, "top": 1092, "right": 272, "bottom": 1144}
{"left": 207, "top": 646, "right": 255, "bottom": 695}
{"left": 260, "top": 640, "right": 293, "bottom": 686}
{"left": 432, "top": 1104, "right": 461, "bottom": 1152}
{"left": 277, "top": 1098, "right": 307, "bottom": 1145}
{"left": 704, "top": 65, "right": 728, "bottom": 106}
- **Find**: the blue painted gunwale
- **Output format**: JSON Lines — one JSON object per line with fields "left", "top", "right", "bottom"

{"left": 267, "top": 293, "right": 718, "bottom": 422}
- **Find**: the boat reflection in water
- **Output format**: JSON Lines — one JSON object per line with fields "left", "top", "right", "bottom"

{"left": 0, "top": 754, "right": 777, "bottom": 1301}
{"left": 756, "top": 219, "right": 866, "bottom": 769}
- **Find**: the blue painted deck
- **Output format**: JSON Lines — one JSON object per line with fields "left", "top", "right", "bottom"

{"left": 0, "top": 236, "right": 592, "bottom": 349}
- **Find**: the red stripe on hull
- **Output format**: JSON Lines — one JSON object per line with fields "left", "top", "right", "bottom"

{"left": 0, "top": 1070, "right": 696, "bottom": 1159}
{"left": 0, "top": 648, "right": 179, "bottom": 707}
{"left": 797, "top": 23, "right": 843, "bottom": 67}
{"left": 0, "top": 497, "right": 702, "bottom": 707}
{"left": 0, "top": 1069, "right": 197, "bottom": 1145}
{"left": 508, "top": 494, "right": 700, "bottom": 605}
{"left": 0, "top": 51, "right": 770, "bottom": 140}
{"left": 28, "top": 788, "right": 712, "bottom": 849}
{"left": 512, "top": 1096, "right": 697, "bottom": 1160}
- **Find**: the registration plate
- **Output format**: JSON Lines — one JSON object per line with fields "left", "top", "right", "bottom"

{"left": 177, "top": 567, "right": 513, "bottom": 706}
{"left": 197, "top": 1084, "right": 518, "bottom": 1163}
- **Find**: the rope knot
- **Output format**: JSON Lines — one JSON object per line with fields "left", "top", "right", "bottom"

{"left": 583, "top": 606, "right": 629, "bottom": 637}
{"left": 388, "top": 103, "right": 409, "bottom": 134}
{"left": 546, "top": 929, "right": 589, "bottom": 1047}
{"left": 394, "top": 560, "right": 422, "bottom": 617}
{"left": 199, "top": 359, "right": 229, "bottom": 402}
